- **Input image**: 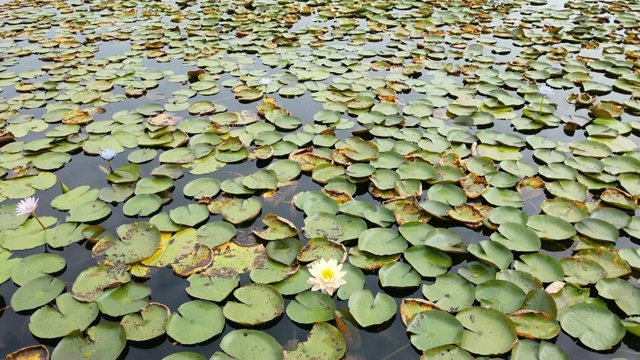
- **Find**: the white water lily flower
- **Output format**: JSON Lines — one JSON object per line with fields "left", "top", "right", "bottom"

{"left": 307, "top": 258, "right": 347, "bottom": 296}
{"left": 538, "top": 84, "right": 556, "bottom": 96}
{"left": 99, "top": 149, "right": 117, "bottom": 161}
{"left": 259, "top": 76, "right": 272, "bottom": 86}
{"left": 15, "top": 196, "right": 39, "bottom": 216}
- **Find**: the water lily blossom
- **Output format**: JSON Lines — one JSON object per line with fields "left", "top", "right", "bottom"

{"left": 260, "top": 76, "right": 271, "bottom": 99}
{"left": 537, "top": 84, "right": 555, "bottom": 113}
{"left": 538, "top": 84, "right": 555, "bottom": 96}
{"left": 307, "top": 258, "right": 347, "bottom": 296}
{"left": 15, "top": 196, "right": 46, "bottom": 230}
{"left": 99, "top": 149, "right": 117, "bottom": 161}
{"left": 259, "top": 77, "right": 272, "bottom": 86}
{"left": 99, "top": 148, "right": 116, "bottom": 172}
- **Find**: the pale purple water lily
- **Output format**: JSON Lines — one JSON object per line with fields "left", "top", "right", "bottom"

{"left": 259, "top": 77, "right": 272, "bottom": 86}
{"left": 538, "top": 84, "right": 555, "bottom": 113}
{"left": 538, "top": 84, "right": 556, "bottom": 96}
{"left": 99, "top": 149, "right": 117, "bottom": 161}
{"left": 260, "top": 77, "right": 271, "bottom": 99}
{"left": 307, "top": 258, "right": 347, "bottom": 296}
{"left": 99, "top": 149, "right": 116, "bottom": 172}
{"left": 15, "top": 196, "right": 46, "bottom": 230}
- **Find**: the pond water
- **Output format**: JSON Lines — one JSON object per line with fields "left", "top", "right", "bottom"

{"left": 1, "top": 0, "right": 640, "bottom": 359}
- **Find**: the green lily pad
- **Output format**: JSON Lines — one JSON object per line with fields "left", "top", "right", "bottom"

{"left": 11, "top": 253, "right": 66, "bottom": 286}
{"left": 197, "top": 221, "right": 237, "bottom": 248}
{"left": 223, "top": 283, "right": 284, "bottom": 326}
{"left": 511, "top": 339, "right": 568, "bottom": 360}
{"left": 379, "top": 262, "right": 421, "bottom": 288}
{"left": 423, "top": 274, "right": 476, "bottom": 312}
{"left": 475, "top": 279, "right": 526, "bottom": 314}
{"left": 250, "top": 258, "right": 297, "bottom": 284}
{"left": 97, "top": 282, "right": 151, "bottom": 317}
{"left": 51, "top": 323, "right": 126, "bottom": 360}
{"left": 29, "top": 293, "right": 99, "bottom": 339}
{"left": 169, "top": 204, "right": 209, "bottom": 227}
{"left": 358, "top": 228, "right": 407, "bottom": 256}
{"left": 297, "top": 238, "right": 346, "bottom": 263}
{"left": 72, "top": 264, "right": 131, "bottom": 302}
{"left": 558, "top": 302, "right": 625, "bottom": 351}
{"left": 491, "top": 223, "right": 541, "bottom": 252}
{"left": 348, "top": 289, "right": 397, "bottom": 327}
{"left": 51, "top": 185, "right": 99, "bottom": 210}
{"left": 456, "top": 307, "right": 518, "bottom": 355}
{"left": 406, "top": 310, "right": 463, "bottom": 351}
{"left": 404, "top": 245, "right": 452, "bottom": 277}
{"left": 67, "top": 200, "right": 112, "bottom": 223}
{"left": 123, "top": 194, "right": 162, "bottom": 217}
{"left": 540, "top": 198, "right": 588, "bottom": 223}
{"left": 283, "top": 322, "right": 346, "bottom": 360}
{"left": 596, "top": 278, "right": 640, "bottom": 316}
{"left": 468, "top": 240, "right": 513, "bottom": 270}
{"left": 186, "top": 274, "right": 239, "bottom": 302}
{"left": 427, "top": 183, "right": 467, "bottom": 206}
{"left": 253, "top": 214, "right": 299, "bottom": 241}
{"left": 11, "top": 275, "right": 66, "bottom": 312}
{"left": 514, "top": 254, "right": 564, "bottom": 283}
{"left": 575, "top": 218, "right": 619, "bottom": 243}
{"left": 526, "top": 215, "right": 576, "bottom": 240}
{"left": 243, "top": 170, "right": 278, "bottom": 190}
{"left": 166, "top": 300, "right": 225, "bottom": 345}
{"left": 121, "top": 303, "right": 169, "bottom": 341}
{"left": 271, "top": 267, "right": 313, "bottom": 296}
{"left": 286, "top": 290, "right": 336, "bottom": 324}
{"left": 458, "top": 261, "right": 497, "bottom": 285}
{"left": 135, "top": 176, "right": 174, "bottom": 195}
{"left": 92, "top": 222, "right": 161, "bottom": 264}
{"left": 220, "top": 198, "right": 262, "bottom": 224}
{"left": 220, "top": 330, "right": 283, "bottom": 360}
{"left": 266, "top": 238, "right": 302, "bottom": 266}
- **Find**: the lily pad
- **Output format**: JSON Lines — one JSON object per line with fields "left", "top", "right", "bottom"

{"left": 283, "top": 322, "right": 346, "bottom": 360}
{"left": 220, "top": 330, "right": 283, "bottom": 360}
{"left": 286, "top": 290, "right": 336, "bottom": 324}
{"left": 29, "top": 293, "right": 99, "bottom": 339}
{"left": 51, "top": 323, "right": 126, "bottom": 360}
{"left": 348, "top": 289, "right": 396, "bottom": 327}
{"left": 166, "top": 300, "right": 225, "bottom": 345}
{"left": 223, "top": 283, "right": 284, "bottom": 326}
{"left": 558, "top": 302, "right": 625, "bottom": 351}
{"left": 11, "top": 275, "right": 66, "bottom": 312}
{"left": 456, "top": 307, "right": 518, "bottom": 355}
{"left": 121, "top": 303, "right": 169, "bottom": 341}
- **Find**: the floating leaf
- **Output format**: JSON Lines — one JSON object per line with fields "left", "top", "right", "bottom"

{"left": 406, "top": 310, "right": 463, "bottom": 351}
{"left": 29, "top": 293, "right": 99, "bottom": 339}
{"left": 559, "top": 302, "right": 625, "bottom": 351}
{"left": 456, "top": 307, "right": 517, "bottom": 355}
{"left": 11, "top": 275, "right": 65, "bottom": 312}
{"left": 220, "top": 330, "right": 283, "bottom": 360}
{"left": 283, "top": 322, "right": 345, "bottom": 360}
{"left": 423, "top": 274, "right": 475, "bottom": 312}
{"left": 97, "top": 282, "right": 151, "bottom": 317}
{"left": 348, "top": 289, "right": 397, "bottom": 327}
{"left": 286, "top": 290, "right": 336, "bottom": 324}
{"left": 166, "top": 300, "right": 225, "bottom": 345}
{"left": 223, "top": 283, "right": 284, "bottom": 326}
{"left": 51, "top": 323, "right": 126, "bottom": 360}
{"left": 121, "top": 303, "right": 169, "bottom": 341}
{"left": 92, "top": 222, "right": 161, "bottom": 264}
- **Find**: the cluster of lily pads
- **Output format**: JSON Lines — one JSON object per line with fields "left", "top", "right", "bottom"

{"left": 1, "top": 0, "right": 640, "bottom": 358}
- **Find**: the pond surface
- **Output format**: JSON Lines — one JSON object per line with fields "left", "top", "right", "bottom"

{"left": 1, "top": 0, "right": 640, "bottom": 359}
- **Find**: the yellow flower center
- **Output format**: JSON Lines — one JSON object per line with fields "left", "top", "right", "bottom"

{"left": 321, "top": 268, "right": 334, "bottom": 280}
